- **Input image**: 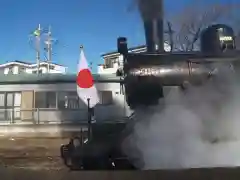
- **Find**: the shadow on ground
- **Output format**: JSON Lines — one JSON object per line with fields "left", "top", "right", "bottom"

{"left": 1, "top": 168, "right": 240, "bottom": 180}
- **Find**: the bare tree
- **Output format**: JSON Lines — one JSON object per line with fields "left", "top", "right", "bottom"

{"left": 127, "top": 0, "right": 239, "bottom": 51}
{"left": 165, "top": 1, "right": 240, "bottom": 51}
{"left": 230, "top": 16, "right": 240, "bottom": 49}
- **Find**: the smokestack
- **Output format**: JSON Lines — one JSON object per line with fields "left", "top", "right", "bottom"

{"left": 137, "top": 0, "right": 164, "bottom": 53}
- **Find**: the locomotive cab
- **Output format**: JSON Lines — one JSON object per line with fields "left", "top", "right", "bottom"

{"left": 201, "top": 24, "right": 235, "bottom": 54}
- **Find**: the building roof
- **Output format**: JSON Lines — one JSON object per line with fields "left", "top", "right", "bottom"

{"left": 13, "top": 60, "right": 32, "bottom": 65}
{"left": 0, "top": 60, "right": 66, "bottom": 68}
{"left": 0, "top": 73, "right": 122, "bottom": 85}
{"left": 101, "top": 45, "right": 145, "bottom": 57}
{"left": 101, "top": 42, "right": 171, "bottom": 57}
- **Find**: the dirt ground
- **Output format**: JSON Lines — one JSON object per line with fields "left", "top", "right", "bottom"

{"left": 0, "top": 137, "right": 68, "bottom": 155}
{"left": 0, "top": 167, "right": 240, "bottom": 180}
{"left": 0, "top": 137, "right": 68, "bottom": 170}
{"left": 1, "top": 153, "right": 240, "bottom": 180}
{"left": 0, "top": 138, "right": 240, "bottom": 180}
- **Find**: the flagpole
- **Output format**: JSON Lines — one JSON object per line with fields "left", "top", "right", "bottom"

{"left": 79, "top": 45, "right": 97, "bottom": 140}
{"left": 87, "top": 98, "right": 92, "bottom": 139}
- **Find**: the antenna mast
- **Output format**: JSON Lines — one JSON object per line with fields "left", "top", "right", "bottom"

{"left": 46, "top": 26, "right": 52, "bottom": 73}
{"left": 44, "top": 25, "right": 57, "bottom": 73}
{"left": 29, "top": 24, "right": 57, "bottom": 74}
{"left": 36, "top": 24, "right": 41, "bottom": 74}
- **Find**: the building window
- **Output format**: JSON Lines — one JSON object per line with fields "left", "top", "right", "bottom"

{"left": 99, "top": 91, "right": 113, "bottom": 105}
{"left": 32, "top": 70, "right": 42, "bottom": 74}
{"left": 0, "top": 110, "right": 5, "bottom": 120}
{"left": 8, "top": 67, "right": 13, "bottom": 74}
{"left": 14, "top": 93, "right": 21, "bottom": 106}
{"left": 19, "top": 67, "right": 26, "bottom": 74}
{"left": 0, "top": 92, "right": 21, "bottom": 121}
{"left": 105, "top": 58, "right": 116, "bottom": 68}
{"left": 5, "top": 92, "right": 21, "bottom": 120}
{"left": 0, "top": 69, "right": 4, "bottom": 75}
{"left": 57, "top": 91, "right": 83, "bottom": 109}
{"left": 0, "top": 93, "right": 5, "bottom": 107}
{"left": 35, "top": 92, "right": 56, "bottom": 108}
{"left": 6, "top": 93, "right": 14, "bottom": 107}
{"left": 13, "top": 93, "right": 21, "bottom": 119}
{"left": 6, "top": 92, "right": 21, "bottom": 107}
{"left": 0, "top": 93, "right": 6, "bottom": 121}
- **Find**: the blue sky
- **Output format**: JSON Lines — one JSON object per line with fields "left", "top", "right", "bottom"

{"left": 0, "top": 0, "right": 235, "bottom": 73}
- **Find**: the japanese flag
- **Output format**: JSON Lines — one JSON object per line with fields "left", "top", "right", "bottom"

{"left": 76, "top": 47, "right": 99, "bottom": 108}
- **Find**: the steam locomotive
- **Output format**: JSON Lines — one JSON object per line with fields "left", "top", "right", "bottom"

{"left": 60, "top": 22, "right": 239, "bottom": 170}
{"left": 60, "top": 0, "right": 240, "bottom": 169}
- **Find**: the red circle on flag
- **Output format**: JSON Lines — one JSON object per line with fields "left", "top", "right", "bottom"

{"left": 77, "top": 69, "right": 94, "bottom": 88}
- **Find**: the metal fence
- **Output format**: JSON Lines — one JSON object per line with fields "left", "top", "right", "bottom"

{"left": 0, "top": 108, "right": 88, "bottom": 125}
{"left": 0, "top": 108, "right": 130, "bottom": 125}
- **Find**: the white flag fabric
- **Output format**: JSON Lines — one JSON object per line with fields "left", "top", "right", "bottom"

{"left": 76, "top": 48, "right": 99, "bottom": 108}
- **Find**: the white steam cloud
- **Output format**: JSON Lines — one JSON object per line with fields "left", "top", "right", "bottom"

{"left": 122, "top": 64, "right": 240, "bottom": 169}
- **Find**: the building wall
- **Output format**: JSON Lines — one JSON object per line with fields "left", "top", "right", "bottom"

{"left": 2, "top": 64, "right": 67, "bottom": 75}
{"left": 4, "top": 66, "right": 19, "bottom": 74}
{"left": 98, "top": 55, "right": 124, "bottom": 74}
{"left": 0, "top": 82, "right": 131, "bottom": 125}
{"left": 27, "top": 65, "right": 67, "bottom": 74}
{"left": 21, "top": 91, "right": 34, "bottom": 121}
{"left": 98, "top": 44, "right": 171, "bottom": 75}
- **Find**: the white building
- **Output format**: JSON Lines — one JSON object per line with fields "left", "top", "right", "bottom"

{"left": 0, "top": 73, "right": 131, "bottom": 137}
{"left": 98, "top": 44, "right": 171, "bottom": 75}
{"left": 0, "top": 73, "right": 129, "bottom": 124}
{"left": 0, "top": 60, "right": 67, "bottom": 75}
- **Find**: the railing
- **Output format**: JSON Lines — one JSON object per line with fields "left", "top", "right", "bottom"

{"left": 0, "top": 108, "right": 88, "bottom": 125}
{"left": 0, "top": 108, "right": 130, "bottom": 125}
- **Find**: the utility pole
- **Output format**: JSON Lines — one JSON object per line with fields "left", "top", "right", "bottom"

{"left": 44, "top": 26, "right": 56, "bottom": 73}
{"left": 36, "top": 24, "right": 41, "bottom": 74}
{"left": 44, "top": 26, "right": 53, "bottom": 73}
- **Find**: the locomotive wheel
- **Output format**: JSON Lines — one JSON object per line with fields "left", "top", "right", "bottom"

{"left": 60, "top": 144, "right": 72, "bottom": 168}
{"left": 112, "top": 158, "right": 136, "bottom": 170}
{"left": 82, "top": 156, "right": 113, "bottom": 170}
{"left": 60, "top": 138, "right": 84, "bottom": 170}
